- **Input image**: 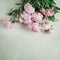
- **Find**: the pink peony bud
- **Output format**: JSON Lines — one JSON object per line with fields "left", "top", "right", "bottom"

{"left": 24, "top": 3, "right": 35, "bottom": 14}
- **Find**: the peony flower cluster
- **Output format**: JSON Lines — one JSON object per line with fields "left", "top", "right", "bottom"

{"left": 4, "top": 3, "right": 54, "bottom": 33}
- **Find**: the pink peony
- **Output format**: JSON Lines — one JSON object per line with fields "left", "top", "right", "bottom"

{"left": 27, "top": 22, "right": 40, "bottom": 32}
{"left": 32, "top": 22, "right": 40, "bottom": 32}
{"left": 4, "top": 19, "right": 14, "bottom": 28}
{"left": 40, "top": 8, "right": 54, "bottom": 17}
{"left": 18, "top": 17, "right": 24, "bottom": 23}
{"left": 31, "top": 12, "right": 43, "bottom": 22}
{"left": 21, "top": 11, "right": 32, "bottom": 25}
{"left": 24, "top": 3, "right": 35, "bottom": 14}
{"left": 41, "top": 21, "right": 52, "bottom": 30}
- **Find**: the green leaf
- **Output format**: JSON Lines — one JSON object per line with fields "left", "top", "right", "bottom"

{"left": 48, "top": 15, "right": 57, "bottom": 22}
{"left": 15, "top": 3, "right": 21, "bottom": 5}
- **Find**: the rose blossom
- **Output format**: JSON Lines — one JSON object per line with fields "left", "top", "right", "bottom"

{"left": 24, "top": 3, "right": 35, "bottom": 14}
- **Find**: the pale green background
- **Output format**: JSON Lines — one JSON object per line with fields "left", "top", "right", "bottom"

{"left": 0, "top": 0, "right": 60, "bottom": 60}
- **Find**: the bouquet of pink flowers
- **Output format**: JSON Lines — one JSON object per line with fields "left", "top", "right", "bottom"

{"left": 4, "top": 0, "right": 60, "bottom": 33}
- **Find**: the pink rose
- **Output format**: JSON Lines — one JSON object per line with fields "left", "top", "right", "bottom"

{"left": 4, "top": 18, "right": 14, "bottom": 28}
{"left": 21, "top": 11, "right": 32, "bottom": 25}
{"left": 24, "top": 3, "right": 35, "bottom": 14}
{"left": 31, "top": 12, "right": 43, "bottom": 22}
